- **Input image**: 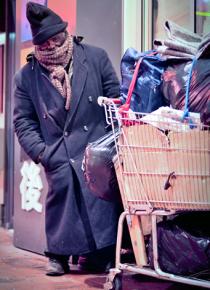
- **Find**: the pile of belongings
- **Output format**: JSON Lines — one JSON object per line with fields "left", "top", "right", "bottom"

{"left": 154, "top": 20, "right": 210, "bottom": 125}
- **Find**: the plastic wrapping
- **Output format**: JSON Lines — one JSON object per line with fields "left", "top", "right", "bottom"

{"left": 83, "top": 129, "right": 121, "bottom": 202}
{"left": 148, "top": 212, "right": 210, "bottom": 275}
{"left": 141, "top": 106, "right": 201, "bottom": 132}
{"left": 162, "top": 58, "right": 210, "bottom": 126}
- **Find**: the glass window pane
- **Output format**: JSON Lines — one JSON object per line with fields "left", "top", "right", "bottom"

{"left": 152, "top": 0, "right": 195, "bottom": 40}
{"left": 196, "top": 0, "right": 210, "bottom": 35}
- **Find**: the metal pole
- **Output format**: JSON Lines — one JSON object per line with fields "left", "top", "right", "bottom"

{"left": 3, "top": 0, "right": 16, "bottom": 228}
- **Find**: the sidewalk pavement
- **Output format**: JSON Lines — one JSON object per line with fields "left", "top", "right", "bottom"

{"left": 0, "top": 227, "right": 205, "bottom": 290}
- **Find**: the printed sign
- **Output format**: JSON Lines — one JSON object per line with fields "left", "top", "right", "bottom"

{"left": 20, "top": 161, "right": 43, "bottom": 213}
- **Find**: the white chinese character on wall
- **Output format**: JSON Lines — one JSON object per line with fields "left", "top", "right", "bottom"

{"left": 20, "top": 161, "right": 43, "bottom": 213}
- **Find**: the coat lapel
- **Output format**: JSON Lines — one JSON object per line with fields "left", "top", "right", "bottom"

{"left": 64, "top": 43, "right": 88, "bottom": 130}
{"left": 36, "top": 64, "right": 68, "bottom": 130}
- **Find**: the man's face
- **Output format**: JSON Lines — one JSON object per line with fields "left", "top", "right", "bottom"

{"left": 38, "top": 31, "right": 66, "bottom": 51}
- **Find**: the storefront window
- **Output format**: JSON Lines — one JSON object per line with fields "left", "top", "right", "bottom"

{"left": 196, "top": 0, "right": 210, "bottom": 35}
{"left": 152, "top": 0, "right": 195, "bottom": 41}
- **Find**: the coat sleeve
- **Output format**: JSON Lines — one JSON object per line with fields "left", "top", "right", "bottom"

{"left": 100, "top": 49, "right": 120, "bottom": 98}
{"left": 13, "top": 70, "right": 45, "bottom": 163}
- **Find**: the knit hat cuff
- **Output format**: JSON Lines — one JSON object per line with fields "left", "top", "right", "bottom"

{"left": 33, "top": 22, "right": 68, "bottom": 45}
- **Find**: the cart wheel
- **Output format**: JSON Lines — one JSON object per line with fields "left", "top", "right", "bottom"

{"left": 104, "top": 274, "right": 122, "bottom": 290}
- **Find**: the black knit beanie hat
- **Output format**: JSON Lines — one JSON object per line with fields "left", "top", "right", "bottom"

{"left": 26, "top": 1, "right": 68, "bottom": 45}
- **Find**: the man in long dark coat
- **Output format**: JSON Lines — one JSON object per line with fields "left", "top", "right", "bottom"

{"left": 13, "top": 2, "right": 120, "bottom": 276}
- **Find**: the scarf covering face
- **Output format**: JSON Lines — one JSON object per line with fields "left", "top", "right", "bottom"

{"left": 35, "top": 32, "right": 73, "bottom": 110}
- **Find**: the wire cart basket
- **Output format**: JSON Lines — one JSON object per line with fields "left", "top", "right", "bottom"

{"left": 98, "top": 97, "right": 210, "bottom": 290}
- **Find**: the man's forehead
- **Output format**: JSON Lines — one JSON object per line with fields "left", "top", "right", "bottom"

{"left": 38, "top": 31, "right": 66, "bottom": 46}
{"left": 48, "top": 31, "right": 66, "bottom": 40}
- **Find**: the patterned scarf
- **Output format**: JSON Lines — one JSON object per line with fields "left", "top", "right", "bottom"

{"left": 35, "top": 32, "right": 73, "bottom": 110}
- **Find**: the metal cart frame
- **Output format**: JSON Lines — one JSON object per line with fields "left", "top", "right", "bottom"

{"left": 98, "top": 98, "right": 210, "bottom": 290}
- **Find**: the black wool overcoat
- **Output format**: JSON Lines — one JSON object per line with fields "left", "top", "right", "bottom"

{"left": 14, "top": 40, "right": 121, "bottom": 256}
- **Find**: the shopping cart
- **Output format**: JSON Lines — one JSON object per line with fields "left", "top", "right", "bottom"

{"left": 98, "top": 96, "right": 210, "bottom": 290}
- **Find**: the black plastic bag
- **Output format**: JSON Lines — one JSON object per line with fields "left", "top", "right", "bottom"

{"left": 162, "top": 57, "right": 210, "bottom": 125}
{"left": 148, "top": 212, "right": 210, "bottom": 275}
{"left": 83, "top": 129, "right": 121, "bottom": 202}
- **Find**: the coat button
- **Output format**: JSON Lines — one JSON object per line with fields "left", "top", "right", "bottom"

{"left": 64, "top": 131, "right": 69, "bottom": 137}
{"left": 43, "top": 113, "right": 47, "bottom": 119}
{"left": 70, "top": 158, "right": 75, "bottom": 163}
{"left": 83, "top": 125, "right": 88, "bottom": 132}
{"left": 88, "top": 96, "right": 93, "bottom": 102}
